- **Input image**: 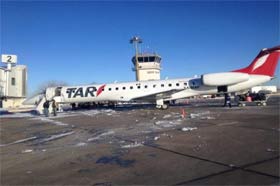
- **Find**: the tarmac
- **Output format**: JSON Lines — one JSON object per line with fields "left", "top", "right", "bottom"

{"left": 0, "top": 95, "right": 279, "bottom": 185}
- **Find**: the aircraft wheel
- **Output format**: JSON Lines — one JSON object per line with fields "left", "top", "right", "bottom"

{"left": 161, "top": 104, "right": 168, "bottom": 110}
{"left": 156, "top": 105, "right": 162, "bottom": 109}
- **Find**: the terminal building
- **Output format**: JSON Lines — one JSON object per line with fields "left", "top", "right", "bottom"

{"left": 0, "top": 55, "right": 27, "bottom": 108}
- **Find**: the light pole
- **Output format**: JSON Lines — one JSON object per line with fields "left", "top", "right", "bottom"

{"left": 130, "top": 36, "right": 142, "bottom": 81}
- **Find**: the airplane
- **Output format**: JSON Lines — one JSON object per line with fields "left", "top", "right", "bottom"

{"left": 36, "top": 46, "right": 279, "bottom": 113}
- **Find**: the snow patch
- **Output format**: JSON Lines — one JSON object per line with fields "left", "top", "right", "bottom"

{"left": 75, "top": 142, "right": 87, "bottom": 147}
{"left": 22, "top": 149, "right": 33, "bottom": 153}
{"left": 30, "top": 117, "right": 69, "bottom": 126}
{"left": 0, "top": 113, "right": 34, "bottom": 118}
{"left": 81, "top": 109, "right": 116, "bottom": 117}
{"left": 121, "top": 142, "right": 143, "bottom": 148}
{"left": 154, "top": 136, "right": 160, "bottom": 141}
{"left": 38, "top": 131, "right": 74, "bottom": 144}
{"left": 162, "top": 114, "right": 172, "bottom": 119}
{"left": 266, "top": 148, "right": 277, "bottom": 152}
{"left": 181, "top": 127, "right": 198, "bottom": 132}
{"left": 0, "top": 136, "right": 37, "bottom": 147}
{"left": 87, "top": 131, "right": 115, "bottom": 142}
{"left": 154, "top": 119, "right": 182, "bottom": 128}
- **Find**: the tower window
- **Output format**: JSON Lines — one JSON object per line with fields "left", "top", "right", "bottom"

{"left": 11, "top": 77, "right": 16, "bottom": 86}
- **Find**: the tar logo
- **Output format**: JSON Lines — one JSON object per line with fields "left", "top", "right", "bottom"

{"left": 66, "top": 86, "right": 97, "bottom": 98}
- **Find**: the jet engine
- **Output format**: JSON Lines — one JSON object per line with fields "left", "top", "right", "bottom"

{"left": 201, "top": 72, "right": 249, "bottom": 86}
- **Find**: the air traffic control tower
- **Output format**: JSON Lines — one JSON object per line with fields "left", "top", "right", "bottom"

{"left": 130, "top": 36, "right": 161, "bottom": 81}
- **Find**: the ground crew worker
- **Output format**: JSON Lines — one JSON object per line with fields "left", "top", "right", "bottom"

{"left": 52, "top": 99, "right": 58, "bottom": 116}
{"left": 225, "top": 93, "right": 232, "bottom": 108}
{"left": 43, "top": 100, "right": 50, "bottom": 117}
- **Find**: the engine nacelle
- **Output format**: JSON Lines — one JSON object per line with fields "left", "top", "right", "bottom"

{"left": 202, "top": 72, "right": 249, "bottom": 86}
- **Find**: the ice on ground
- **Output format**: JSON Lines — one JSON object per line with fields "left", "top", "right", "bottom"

{"left": 47, "top": 112, "right": 79, "bottom": 119}
{"left": 229, "top": 164, "right": 235, "bottom": 167}
{"left": 154, "top": 136, "right": 160, "bottom": 141}
{"left": 30, "top": 117, "right": 69, "bottom": 126}
{"left": 80, "top": 109, "right": 116, "bottom": 117}
{"left": 266, "top": 148, "right": 277, "bottom": 152}
{"left": 0, "top": 136, "right": 37, "bottom": 147}
{"left": 162, "top": 114, "right": 172, "bottom": 119}
{"left": 162, "top": 133, "right": 173, "bottom": 138}
{"left": 0, "top": 112, "right": 35, "bottom": 118}
{"left": 201, "top": 116, "right": 215, "bottom": 120}
{"left": 121, "top": 142, "right": 143, "bottom": 148}
{"left": 190, "top": 111, "right": 211, "bottom": 119}
{"left": 87, "top": 131, "right": 115, "bottom": 142}
{"left": 181, "top": 127, "right": 198, "bottom": 132}
{"left": 75, "top": 142, "right": 87, "bottom": 147}
{"left": 22, "top": 149, "right": 33, "bottom": 153}
{"left": 154, "top": 119, "right": 182, "bottom": 128}
{"left": 38, "top": 131, "right": 74, "bottom": 144}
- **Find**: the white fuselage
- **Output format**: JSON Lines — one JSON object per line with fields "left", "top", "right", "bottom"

{"left": 49, "top": 74, "right": 271, "bottom": 104}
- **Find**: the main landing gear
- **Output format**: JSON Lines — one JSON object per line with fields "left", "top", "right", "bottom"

{"left": 156, "top": 99, "right": 169, "bottom": 110}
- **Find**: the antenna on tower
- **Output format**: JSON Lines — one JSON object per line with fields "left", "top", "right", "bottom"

{"left": 130, "top": 36, "right": 143, "bottom": 81}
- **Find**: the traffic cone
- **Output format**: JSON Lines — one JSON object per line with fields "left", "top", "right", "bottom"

{"left": 181, "top": 108, "right": 186, "bottom": 118}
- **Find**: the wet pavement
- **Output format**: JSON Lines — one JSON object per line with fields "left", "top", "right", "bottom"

{"left": 0, "top": 95, "right": 279, "bottom": 185}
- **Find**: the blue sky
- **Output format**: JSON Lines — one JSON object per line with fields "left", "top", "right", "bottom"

{"left": 1, "top": 1, "right": 279, "bottom": 95}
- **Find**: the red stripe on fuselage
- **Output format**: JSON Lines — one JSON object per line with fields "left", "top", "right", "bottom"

{"left": 96, "top": 84, "right": 106, "bottom": 96}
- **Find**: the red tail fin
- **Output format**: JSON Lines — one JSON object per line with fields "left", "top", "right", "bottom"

{"left": 233, "top": 46, "right": 280, "bottom": 77}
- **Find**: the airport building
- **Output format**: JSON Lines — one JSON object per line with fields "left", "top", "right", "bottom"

{"left": 130, "top": 36, "right": 162, "bottom": 81}
{"left": 131, "top": 53, "right": 161, "bottom": 81}
{"left": 0, "top": 55, "right": 27, "bottom": 108}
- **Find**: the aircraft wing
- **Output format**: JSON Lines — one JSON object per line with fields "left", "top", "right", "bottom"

{"left": 131, "top": 88, "right": 183, "bottom": 102}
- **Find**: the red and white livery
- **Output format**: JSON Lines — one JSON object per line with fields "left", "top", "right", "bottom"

{"left": 38, "top": 46, "right": 279, "bottom": 112}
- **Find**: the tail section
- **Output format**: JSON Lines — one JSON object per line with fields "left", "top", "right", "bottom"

{"left": 233, "top": 46, "right": 280, "bottom": 77}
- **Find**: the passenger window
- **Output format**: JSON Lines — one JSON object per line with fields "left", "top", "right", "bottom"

{"left": 130, "top": 86, "right": 133, "bottom": 89}
{"left": 168, "top": 84, "right": 172, "bottom": 87}
{"left": 116, "top": 87, "right": 119, "bottom": 90}
{"left": 161, "top": 84, "right": 164, "bottom": 87}
{"left": 137, "top": 86, "right": 141, "bottom": 89}
{"left": 176, "top": 83, "right": 179, "bottom": 86}
{"left": 108, "top": 88, "right": 112, "bottom": 91}
{"left": 153, "top": 84, "right": 156, "bottom": 88}
{"left": 144, "top": 85, "right": 148, "bottom": 88}
{"left": 123, "top": 87, "right": 126, "bottom": 90}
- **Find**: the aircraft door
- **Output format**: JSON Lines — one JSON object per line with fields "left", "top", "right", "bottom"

{"left": 217, "top": 86, "right": 228, "bottom": 93}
